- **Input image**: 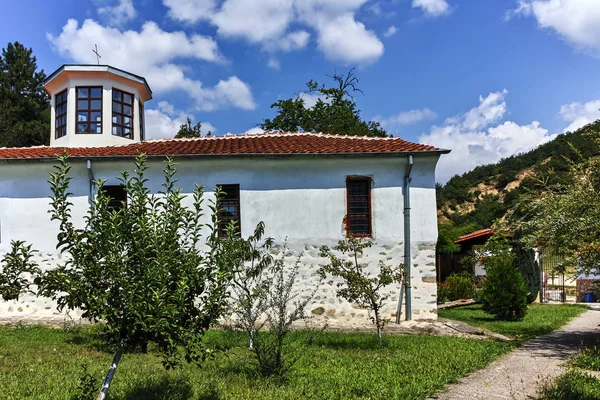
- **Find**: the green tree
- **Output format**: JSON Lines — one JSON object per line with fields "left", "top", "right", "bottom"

{"left": 37, "top": 154, "right": 237, "bottom": 397}
{"left": 175, "top": 117, "right": 208, "bottom": 138}
{"left": 260, "top": 69, "right": 387, "bottom": 137}
{"left": 0, "top": 240, "right": 40, "bottom": 301}
{"left": 318, "top": 236, "right": 402, "bottom": 344}
{"left": 0, "top": 42, "right": 50, "bottom": 147}
{"left": 513, "top": 234, "right": 540, "bottom": 304}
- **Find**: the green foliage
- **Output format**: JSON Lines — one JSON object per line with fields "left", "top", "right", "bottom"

{"left": 71, "top": 363, "right": 101, "bottom": 400}
{"left": 260, "top": 69, "right": 387, "bottom": 137}
{"left": 513, "top": 236, "right": 540, "bottom": 303}
{"left": 442, "top": 273, "right": 476, "bottom": 301}
{"left": 539, "top": 370, "right": 600, "bottom": 400}
{"left": 0, "top": 42, "right": 50, "bottom": 147}
{"left": 0, "top": 325, "right": 515, "bottom": 400}
{"left": 571, "top": 346, "right": 600, "bottom": 371}
{"left": 0, "top": 240, "right": 40, "bottom": 301}
{"left": 437, "top": 223, "right": 476, "bottom": 254}
{"left": 436, "top": 121, "right": 600, "bottom": 233}
{"left": 439, "top": 303, "right": 586, "bottom": 341}
{"left": 175, "top": 117, "right": 208, "bottom": 138}
{"left": 479, "top": 236, "right": 528, "bottom": 321}
{"left": 318, "top": 236, "right": 402, "bottom": 343}
{"left": 36, "top": 154, "right": 234, "bottom": 369}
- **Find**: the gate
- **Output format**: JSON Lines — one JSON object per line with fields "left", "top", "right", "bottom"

{"left": 539, "top": 250, "right": 566, "bottom": 303}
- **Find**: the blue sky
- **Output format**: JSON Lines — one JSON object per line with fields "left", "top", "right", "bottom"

{"left": 1, "top": 0, "right": 600, "bottom": 182}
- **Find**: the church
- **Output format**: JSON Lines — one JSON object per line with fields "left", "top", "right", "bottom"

{"left": 0, "top": 64, "right": 449, "bottom": 326}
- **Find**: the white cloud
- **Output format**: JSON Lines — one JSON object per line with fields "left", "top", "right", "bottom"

{"left": 298, "top": 92, "right": 330, "bottom": 108}
{"left": 145, "top": 101, "right": 216, "bottom": 139}
{"left": 377, "top": 108, "right": 437, "bottom": 132}
{"left": 559, "top": 99, "right": 600, "bottom": 132}
{"left": 267, "top": 58, "right": 281, "bottom": 70}
{"left": 412, "top": 0, "right": 450, "bottom": 17}
{"left": 383, "top": 26, "right": 397, "bottom": 38}
{"left": 419, "top": 91, "right": 558, "bottom": 183}
{"left": 47, "top": 19, "right": 256, "bottom": 112}
{"left": 163, "top": 0, "right": 384, "bottom": 64}
{"left": 97, "top": 0, "right": 136, "bottom": 26}
{"left": 245, "top": 127, "right": 265, "bottom": 134}
{"left": 513, "top": 0, "right": 600, "bottom": 56}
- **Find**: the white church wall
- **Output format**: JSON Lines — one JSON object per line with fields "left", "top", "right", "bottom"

{"left": 0, "top": 154, "right": 439, "bottom": 325}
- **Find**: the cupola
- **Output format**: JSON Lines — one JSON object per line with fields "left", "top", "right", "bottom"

{"left": 43, "top": 65, "right": 152, "bottom": 148}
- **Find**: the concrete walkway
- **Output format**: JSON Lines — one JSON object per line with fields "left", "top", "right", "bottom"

{"left": 431, "top": 309, "right": 600, "bottom": 400}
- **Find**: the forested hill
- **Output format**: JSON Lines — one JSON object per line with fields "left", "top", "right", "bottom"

{"left": 436, "top": 120, "right": 600, "bottom": 247}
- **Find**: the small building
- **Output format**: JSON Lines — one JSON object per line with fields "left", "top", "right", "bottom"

{"left": 0, "top": 65, "right": 449, "bottom": 326}
{"left": 438, "top": 229, "right": 497, "bottom": 281}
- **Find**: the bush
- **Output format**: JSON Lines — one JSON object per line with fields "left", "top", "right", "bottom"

{"left": 513, "top": 237, "right": 540, "bottom": 304}
{"left": 443, "top": 273, "right": 476, "bottom": 301}
{"left": 539, "top": 370, "right": 600, "bottom": 400}
{"left": 480, "top": 238, "right": 528, "bottom": 320}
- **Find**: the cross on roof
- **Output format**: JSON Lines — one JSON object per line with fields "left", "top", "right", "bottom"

{"left": 93, "top": 44, "right": 101, "bottom": 65}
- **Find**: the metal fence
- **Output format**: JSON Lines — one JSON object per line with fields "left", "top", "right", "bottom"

{"left": 539, "top": 250, "right": 566, "bottom": 303}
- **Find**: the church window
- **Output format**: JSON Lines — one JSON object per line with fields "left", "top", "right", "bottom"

{"left": 346, "top": 177, "right": 372, "bottom": 237}
{"left": 139, "top": 103, "right": 145, "bottom": 141}
{"left": 76, "top": 87, "right": 103, "bottom": 134}
{"left": 103, "top": 185, "right": 127, "bottom": 212}
{"left": 55, "top": 89, "right": 68, "bottom": 139}
{"left": 112, "top": 88, "right": 134, "bottom": 139}
{"left": 217, "top": 184, "right": 240, "bottom": 238}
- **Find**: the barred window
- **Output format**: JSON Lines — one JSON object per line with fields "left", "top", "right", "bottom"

{"left": 217, "top": 184, "right": 240, "bottom": 238}
{"left": 55, "top": 89, "right": 68, "bottom": 139}
{"left": 346, "top": 177, "right": 372, "bottom": 237}
{"left": 76, "top": 87, "right": 102, "bottom": 134}
{"left": 112, "top": 88, "right": 134, "bottom": 139}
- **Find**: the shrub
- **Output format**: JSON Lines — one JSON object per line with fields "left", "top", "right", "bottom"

{"left": 443, "top": 273, "right": 476, "bottom": 301}
{"left": 513, "top": 237, "right": 540, "bottom": 304}
{"left": 480, "top": 237, "right": 528, "bottom": 320}
{"left": 437, "top": 282, "right": 450, "bottom": 304}
{"left": 539, "top": 370, "right": 600, "bottom": 400}
{"left": 0, "top": 240, "right": 40, "bottom": 301}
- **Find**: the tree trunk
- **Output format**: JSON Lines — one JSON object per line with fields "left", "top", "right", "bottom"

{"left": 375, "top": 310, "right": 382, "bottom": 345}
{"left": 96, "top": 349, "right": 122, "bottom": 400}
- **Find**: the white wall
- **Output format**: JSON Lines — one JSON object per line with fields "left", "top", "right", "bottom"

{"left": 0, "top": 154, "right": 441, "bottom": 323}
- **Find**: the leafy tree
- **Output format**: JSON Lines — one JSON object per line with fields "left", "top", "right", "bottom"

{"left": 479, "top": 235, "right": 528, "bottom": 321}
{"left": 37, "top": 154, "right": 237, "bottom": 397}
{"left": 437, "top": 222, "right": 476, "bottom": 254}
{"left": 513, "top": 234, "right": 540, "bottom": 304}
{"left": 318, "top": 236, "right": 402, "bottom": 344}
{"left": 0, "top": 42, "right": 50, "bottom": 147}
{"left": 0, "top": 240, "right": 40, "bottom": 301}
{"left": 175, "top": 117, "right": 209, "bottom": 138}
{"left": 260, "top": 69, "right": 387, "bottom": 137}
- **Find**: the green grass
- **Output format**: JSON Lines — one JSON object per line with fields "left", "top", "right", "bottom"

{"left": 438, "top": 303, "right": 587, "bottom": 341}
{"left": 0, "top": 325, "right": 515, "bottom": 400}
{"left": 571, "top": 346, "right": 600, "bottom": 371}
{"left": 539, "top": 370, "right": 600, "bottom": 400}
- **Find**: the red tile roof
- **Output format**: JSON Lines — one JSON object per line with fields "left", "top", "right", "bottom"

{"left": 454, "top": 229, "right": 496, "bottom": 243}
{"left": 0, "top": 132, "right": 447, "bottom": 160}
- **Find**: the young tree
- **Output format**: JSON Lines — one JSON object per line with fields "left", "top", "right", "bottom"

{"left": 260, "top": 69, "right": 387, "bottom": 137}
{"left": 0, "top": 240, "right": 40, "bottom": 301}
{"left": 0, "top": 42, "right": 50, "bottom": 147}
{"left": 318, "top": 236, "right": 402, "bottom": 344}
{"left": 175, "top": 117, "right": 208, "bottom": 138}
{"left": 513, "top": 235, "right": 540, "bottom": 304}
{"left": 37, "top": 154, "right": 236, "bottom": 397}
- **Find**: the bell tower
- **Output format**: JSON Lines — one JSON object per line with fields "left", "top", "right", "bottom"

{"left": 43, "top": 65, "right": 152, "bottom": 148}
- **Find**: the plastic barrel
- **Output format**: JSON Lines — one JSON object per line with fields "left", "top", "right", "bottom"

{"left": 584, "top": 293, "right": 595, "bottom": 303}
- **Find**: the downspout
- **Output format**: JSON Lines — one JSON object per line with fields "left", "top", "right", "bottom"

{"left": 396, "top": 154, "right": 413, "bottom": 323}
{"left": 87, "top": 159, "right": 95, "bottom": 206}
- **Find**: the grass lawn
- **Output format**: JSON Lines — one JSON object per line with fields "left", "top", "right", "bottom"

{"left": 438, "top": 303, "right": 587, "bottom": 341}
{"left": 0, "top": 325, "right": 515, "bottom": 400}
{"left": 539, "top": 370, "right": 600, "bottom": 399}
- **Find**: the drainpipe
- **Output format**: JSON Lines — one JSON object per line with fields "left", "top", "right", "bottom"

{"left": 396, "top": 154, "right": 413, "bottom": 323}
{"left": 87, "top": 159, "right": 95, "bottom": 206}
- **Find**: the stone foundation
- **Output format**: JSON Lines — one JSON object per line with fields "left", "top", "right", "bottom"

{"left": 0, "top": 239, "right": 438, "bottom": 326}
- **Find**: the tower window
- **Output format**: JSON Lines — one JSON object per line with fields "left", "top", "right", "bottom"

{"left": 346, "top": 177, "right": 372, "bottom": 237}
{"left": 112, "top": 88, "right": 134, "bottom": 139}
{"left": 217, "top": 184, "right": 241, "bottom": 238}
{"left": 76, "top": 87, "right": 103, "bottom": 134}
{"left": 139, "top": 103, "right": 145, "bottom": 141}
{"left": 55, "top": 89, "right": 68, "bottom": 139}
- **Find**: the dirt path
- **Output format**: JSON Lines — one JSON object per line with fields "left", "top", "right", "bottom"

{"left": 430, "top": 309, "right": 600, "bottom": 400}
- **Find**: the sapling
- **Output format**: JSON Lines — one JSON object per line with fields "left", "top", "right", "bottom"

{"left": 0, "top": 240, "right": 40, "bottom": 301}
{"left": 37, "top": 154, "right": 240, "bottom": 399}
{"left": 318, "top": 236, "right": 402, "bottom": 344}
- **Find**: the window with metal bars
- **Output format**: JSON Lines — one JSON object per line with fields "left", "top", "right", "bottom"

{"left": 112, "top": 88, "right": 134, "bottom": 139}
{"left": 55, "top": 89, "right": 68, "bottom": 139}
{"left": 346, "top": 177, "right": 372, "bottom": 237}
{"left": 217, "top": 184, "right": 240, "bottom": 238}
{"left": 76, "top": 87, "right": 102, "bottom": 134}
{"left": 103, "top": 185, "right": 127, "bottom": 212}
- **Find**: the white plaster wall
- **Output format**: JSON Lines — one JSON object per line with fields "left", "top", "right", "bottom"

{"left": 0, "top": 154, "right": 441, "bottom": 323}
{"left": 49, "top": 77, "right": 144, "bottom": 148}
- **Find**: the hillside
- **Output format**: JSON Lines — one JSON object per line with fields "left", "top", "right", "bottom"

{"left": 436, "top": 120, "right": 600, "bottom": 250}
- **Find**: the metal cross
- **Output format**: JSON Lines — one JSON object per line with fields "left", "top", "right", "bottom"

{"left": 93, "top": 44, "right": 101, "bottom": 65}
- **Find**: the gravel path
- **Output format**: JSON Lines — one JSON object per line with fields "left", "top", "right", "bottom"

{"left": 431, "top": 308, "right": 600, "bottom": 400}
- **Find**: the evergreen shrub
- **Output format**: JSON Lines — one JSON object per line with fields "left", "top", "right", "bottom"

{"left": 443, "top": 273, "right": 476, "bottom": 301}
